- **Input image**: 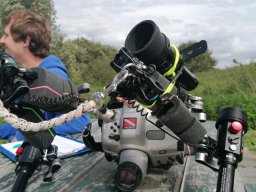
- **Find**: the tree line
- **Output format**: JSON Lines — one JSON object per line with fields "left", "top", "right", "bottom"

{"left": 0, "top": 0, "right": 217, "bottom": 89}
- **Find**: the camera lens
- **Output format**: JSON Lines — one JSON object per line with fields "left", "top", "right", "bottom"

{"left": 115, "top": 150, "right": 148, "bottom": 191}
{"left": 115, "top": 162, "right": 142, "bottom": 192}
{"left": 125, "top": 20, "right": 174, "bottom": 74}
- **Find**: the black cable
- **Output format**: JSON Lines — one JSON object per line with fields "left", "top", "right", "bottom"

{"left": 127, "top": 100, "right": 181, "bottom": 141}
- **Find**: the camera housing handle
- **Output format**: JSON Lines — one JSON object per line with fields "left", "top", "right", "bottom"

{"left": 179, "top": 40, "right": 207, "bottom": 63}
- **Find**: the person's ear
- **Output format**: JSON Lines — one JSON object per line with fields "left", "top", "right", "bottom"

{"left": 24, "top": 36, "right": 30, "bottom": 48}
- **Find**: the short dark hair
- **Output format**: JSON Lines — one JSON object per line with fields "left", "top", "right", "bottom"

{"left": 5, "top": 9, "right": 51, "bottom": 58}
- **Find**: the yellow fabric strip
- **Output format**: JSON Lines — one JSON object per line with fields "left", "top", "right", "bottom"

{"left": 163, "top": 45, "right": 180, "bottom": 77}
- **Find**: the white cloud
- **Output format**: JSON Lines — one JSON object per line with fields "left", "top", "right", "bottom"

{"left": 53, "top": 0, "right": 256, "bottom": 68}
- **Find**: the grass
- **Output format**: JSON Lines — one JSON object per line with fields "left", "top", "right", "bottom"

{"left": 192, "top": 62, "right": 256, "bottom": 152}
{"left": 0, "top": 139, "right": 8, "bottom": 144}
{"left": 244, "top": 129, "right": 256, "bottom": 152}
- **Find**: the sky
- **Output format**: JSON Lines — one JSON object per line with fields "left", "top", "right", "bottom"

{"left": 53, "top": 0, "right": 256, "bottom": 69}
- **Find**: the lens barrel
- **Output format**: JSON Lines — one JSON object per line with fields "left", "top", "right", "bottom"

{"left": 125, "top": 20, "right": 174, "bottom": 74}
{"left": 115, "top": 150, "right": 148, "bottom": 191}
{"left": 115, "top": 162, "right": 142, "bottom": 192}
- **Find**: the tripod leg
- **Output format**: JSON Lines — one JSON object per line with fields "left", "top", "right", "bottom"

{"left": 12, "top": 143, "right": 41, "bottom": 192}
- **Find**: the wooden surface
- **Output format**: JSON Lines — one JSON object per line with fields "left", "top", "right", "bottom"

{"left": 0, "top": 121, "right": 255, "bottom": 192}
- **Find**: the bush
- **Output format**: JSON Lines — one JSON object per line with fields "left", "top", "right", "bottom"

{"left": 191, "top": 63, "right": 256, "bottom": 151}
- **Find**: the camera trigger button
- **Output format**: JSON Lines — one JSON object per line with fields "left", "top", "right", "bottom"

{"left": 109, "top": 133, "right": 120, "bottom": 141}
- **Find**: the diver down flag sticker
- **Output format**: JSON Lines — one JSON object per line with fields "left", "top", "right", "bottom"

{"left": 123, "top": 118, "right": 137, "bottom": 129}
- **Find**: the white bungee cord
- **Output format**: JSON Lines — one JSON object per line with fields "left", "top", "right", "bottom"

{"left": 0, "top": 99, "right": 96, "bottom": 132}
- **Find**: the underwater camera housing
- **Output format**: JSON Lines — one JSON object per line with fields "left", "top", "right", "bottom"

{"left": 100, "top": 20, "right": 208, "bottom": 191}
{"left": 80, "top": 20, "right": 247, "bottom": 192}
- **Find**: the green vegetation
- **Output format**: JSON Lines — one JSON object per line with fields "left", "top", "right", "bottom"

{"left": 178, "top": 41, "right": 217, "bottom": 72}
{"left": 192, "top": 62, "right": 256, "bottom": 152}
{"left": 52, "top": 38, "right": 117, "bottom": 88}
{"left": 0, "top": 139, "right": 8, "bottom": 144}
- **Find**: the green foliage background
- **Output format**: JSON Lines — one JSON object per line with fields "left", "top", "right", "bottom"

{"left": 52, "top": 38, "right": 117, "bottom": 88}
{"left": 192, "top": 63, "right": 256, "bottom": 152}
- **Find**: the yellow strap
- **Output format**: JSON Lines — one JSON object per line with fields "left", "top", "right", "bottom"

{"left": 162, "top": 44, "right": 179, "bottom": 94}
{"left": 163, "top": 82, "right": 175, "bottom": 94}
{"left": 141, "top": 45, "right": 180, "bottom": 109}
{"left": 146, "top": 100, "right": 156, "bottom": 109}
{"left": 163, "top": 45, "right": 180, "bottom": 77}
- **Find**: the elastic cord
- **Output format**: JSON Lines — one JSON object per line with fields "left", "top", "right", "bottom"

{"left": 22, "top": 106, "right": 55, "bottom": 137}
{"left": 163, "top": 45, "right": 180, "bottom": 77}
{"left": 22, "top": 107, "right": 44, "bottom": 121}
{"left": 29, "top": 86, "right": 63, "bottom": 96}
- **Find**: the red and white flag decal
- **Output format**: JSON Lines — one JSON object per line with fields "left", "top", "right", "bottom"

{"left": 123, "top": 118, "right": 137, "bottom": 129}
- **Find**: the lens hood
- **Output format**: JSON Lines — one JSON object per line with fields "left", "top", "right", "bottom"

{"left": 125, "top": 20, "right": 174, "bottom": 72}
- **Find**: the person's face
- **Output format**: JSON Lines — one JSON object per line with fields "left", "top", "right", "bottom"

{"left": 0, "top": 23, "right": 26, "bottom": 65}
